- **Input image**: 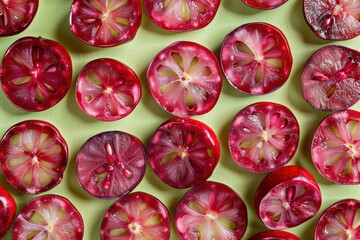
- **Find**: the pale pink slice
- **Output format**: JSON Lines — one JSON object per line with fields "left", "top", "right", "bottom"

{"left": 242, "top": 0, "right": 289, "bottom": 10}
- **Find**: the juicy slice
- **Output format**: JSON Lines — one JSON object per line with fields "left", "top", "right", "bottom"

{"left": 248, "top": 230, "right": 301, "bottom": 240}
{"left": 242, "top": 0, "right": 289, "bottom": 9}
{"left": 0, "top": 184, "right": 16, "bottom": 239}
{"left": 100, "top": 192, "right": 170, "bottom": 239}
{"left": 175, "top": 181, "right": 248, "bottom": 240}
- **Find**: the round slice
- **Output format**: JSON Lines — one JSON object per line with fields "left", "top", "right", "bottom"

{"left": 147, "top": 118, "right": 220, "bottom": 189}
{"left": 242, "top": 0, "right": 288, "bottom": 10}
{"left": 175, "top": 181, "right": 248, "bottom": 240}
{"left": 0, "top": 36, "right": 72, "bottom": 111}
{"left": 301, "top": 45, "right": 360, "bottom": 112}
{"left": 76, "top": 58, "right": 141, "bottom": 121}
{"left": 220, "top": 22, "right": 292, "bottom": 95}
{"left": 69, "top": 0, "right": 142, "bottom": 47}
{"left": 0, "top": 184, "right": 16, "bottom": 239}
{"left": 311, "top": 110, "right": 360, "bottom": 184}
{"left": 100, "top": 192, "right": 170, "bottom": 239}
{"left": 315, "top": 199, "right": 360, "bottom": 240}
{"left": 304, "top": 0, "right": 360, "bottom": 40}
{"left": 228, "top": 102, "right": 299, "bottom": 173}
{"left": 147, "top": 41, "right": 222, "bottom": 117}
{"left": 0, "top": 0, "right": 39, "bottom": 36}
{"left": 12, "top": 194, "right": 84, "bottom": 240}
{"left": 248, "top": 230, "right": 300, "bottom": 240}
{"left": 254, "top": 165, "right": 322, "bottom": 230}
{"left": 0, "top": 120, "right": 68, "bottom": 194}
{"left": 76, "top": 131, "right": 146, "bottom": 199}
{"left": 144, "top": 0, "right": 220, "bottom": 32}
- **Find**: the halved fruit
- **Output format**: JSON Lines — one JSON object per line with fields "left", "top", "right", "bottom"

{"left": 303, "top": 0, "right": 360, "bottom": 40}
{"left": 147, "top": 118, "right": 220, "bottom": 189}
{"left": 76, "top": 58, "right": 141, "bottom": 121}
{"left": 0, "top": 184, "right": 16, "bottom": 239}
{"left": 69, "top": 0, "right": 142, "bottom": 47}
{"left": 144, "top": 0, "right": 220, "bottom": 32}
{"left": 254, "top": 165, "right": 322, "bottom": 230}
{"left": 242, "top": 0, "right": 289, "bottom": 10}
{"left": 12, "top": 194, "right": 84, "bottom": 240}
{"left": 76, "top": 131, "right": 146, "bottom": 199}
{"left": 100, "top": 192, "right": 170, "bottom": 239}
{"left": 0, "top": 36, "right": 72, "bottom": 111}
{"left": 315, "top": 199, "right": 360, "bottom": 240}
{"left": 247, "top": 230, "right": 301, "bottom": 240}
{"left": 175, "top": 181, "right": 248, "bottom": 240}
{"left": 147, "top": 41, "right": 222, "bottom": 117}
{"left": 228, "top": 102, "right": 299, "bottom": 173}
{"left": 220, "top": 22, "right": 292, "bottom": 95}
{"left": 0, "top": 120, "right": 68, "bottom": 194}
{"left": 311, "top": 110, "right": 360, "bottom": 184}
{"left": 301, "top": 45, "right": 360, "bottom": 112}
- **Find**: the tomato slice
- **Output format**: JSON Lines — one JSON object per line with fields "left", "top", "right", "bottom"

{"left": 0, "top": 184, "right": 16, "bottom": 239}
{"left": 147, "top": 41, "right": 222, "bottom": 117}
{"left": 242, "top": 0, "right": 289, "bottom": 9}
{"left": 248, "top": 230, "right": 301, "bottom": 240}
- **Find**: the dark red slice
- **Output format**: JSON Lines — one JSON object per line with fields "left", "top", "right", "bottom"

{"left": 304, "top": 0, "right": 360, "bottom": 40}
{"left": 315, "top": 199, "right": 360, "bottom": 240}
{"left": 0, "top": 120, "right": 68, "bottom": 194}
{"left": 220, "top": 22, "right": 292, "bottom": 95}
{"left": 175, "top": 181, "right": 248, "bottom": 239}
{"left": 147, "top": 41, "right": 222, "bottom": 117}
{"left": 76, "top": 58, "right": 141, "bottom": 121}
{"left": 0, "top": 0, "right": 38, "bottom": 36}
{"left": 76, "top": 131, "right": 146, "bottom": 199}
{"left": 0, "top": 36, "right": 72, "bottom": 111}
{"left": 311, "top": 110, "right": 360, "bottom": 184}
{"left": 254, "top": 165, "right": 322, "bottom": 230}
{"left": 144, "top": 0, "right": 220, "bottom": 32}
{"left": 69, "top": 0, "right": 142, "bottom": 47}
{"left": 12, "top": 194, "right": 84, "bottom": 240}
{"left": 301, "top": 45, "right": 360, "bottom": 112}
{"left": 0, "top": 184, "right": 16, "bottom": 239}
{"left": 147, "top": 118, "right": 220, "bottom": 189}
{"left": 242, "top": 0, "right": 288, "bottom": 10}
{"left": 247, "top": 230, "right": 301, "bottom": 240}
{"left": 228, "top": 102, "right": 299, "bottom": 173}
{"left": 100, "top": 192, "right": 170, "bottom": 239}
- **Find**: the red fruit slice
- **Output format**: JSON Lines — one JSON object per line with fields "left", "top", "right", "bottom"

{"left": 311, "top": 110, "right": 360, "bottom": 184}
{"left": 76, "top": 131, "right": 146, "bottom": 199}
{"left": 254, "top": 165, "right": 322, "bottom": 230}
{"left": 69, "top": 0, "right": 142, "bottom": 47}
{"left": 301, "top": 45, "right": 360, "bottom": 112}
{"left": 315, "top": 199, "right": 360, "bottom": 240}
{"left": 0, "top": 120, "right": 68, "bottom": 194}
{"left": 147, "top": 118, "right": 220, "bottom": 189}
{"left": 147, "top": 41, "right": 222, "bottom": 117}
{"left": 248, "top": 230, "right": 300, "bottom": 240}
{"left": 100, "top": 192, "right": 170, "bottom": 239}
{"left": 303, "top": 0, "right": 360, "bottom": 40}
{"left": 0, "top": 36, "right": 72, "bottom": 111}
{"left": 228, "top": 102, "right": 299, "bottom": 173}
{"left": 175, "top": 181, "right": 248, "bottom": 240}
{"left": 0, "top": 184, "right": 16, "bottom": 239}
{"left": 0, "top": 0, "right": 38, "bottom": 36}
{"left": 76, "top": 58, "right": 141, "bottom": 121}
{"left": 144, "top": 0, "right": 220, "bottom": 32}
{"left": 12, "top": 194, "right": 84, "bottom": 240}
{"left": 242, "top": 0, "right": 288, "bottom": 10}
{"left": 220, "top": 22, "right": 292, "bottom": 95}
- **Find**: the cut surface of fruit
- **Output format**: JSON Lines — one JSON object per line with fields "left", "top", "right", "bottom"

{"left": 0, "top": 120, "right": 68, "bottom": 194}
{"left": 0, "top": 184, "right": 16, "bottom": 239}
{"left": 147, "top": 118, "right": 220, "bottom": 189}
{"left": 12, "top": 194, "right": 84, "bottom": 240}
{"left": 254, "top": 165, "right": 322, "bottom": 230}
{"left": 76, "top": 131, "right": 146, "bottom": 199}
{"left": 144, "top": 0, "right": 220, "bottom": 32}
{"left": 147, "top": 41, "right": 222, "bottom": 117}
{"left": 69, "top": 0, "right": 142, "bottom": 47}
{"left": 315, "top": 199, "right": 360, "bottom": 240}
{"left": 228, "top": 102, "right": 299, "bottom": 173}
{"left": 175, "top": 181, "right": 248, "bottom": 240}
{"left": 304, "top": 0, "right": 360, "bottom": 40}
{"left": 301, "top": 45, "right": 360, "bottom": 112}
{"left": 242, "top": 0, "right": 288, "bottom": 9}
{"left": 311, "top": 110, "right": 360, "bottom": 184}
{"left": 76, "top": 58, "right": 141, "bottom": 121}
{"left": 247, "top": 230, "right": 301, "bottom": 240}
{"left": 100, "top": 192, "right": 170, "bottom": 240}
{"left": 0, "top": 0, "right": 39, "bottom": 36}
{"left": 0, "top": 36, "right": 72, "bottom": 111}
{"left": 220, "top": 22, "right": 292, "bottom": 95}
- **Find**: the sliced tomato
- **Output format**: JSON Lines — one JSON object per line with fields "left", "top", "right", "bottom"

{"left": 242, "top": 0, "right": 289, "bottom": 10}
{"left": 248, "top": 230, "right": 301, "bottom": 240}
{"left": 0, "top": 184, "right": 16, "bottom": 239}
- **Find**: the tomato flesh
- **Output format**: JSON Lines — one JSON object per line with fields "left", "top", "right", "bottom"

{"left": 0, "top": 184, "right": 16, "bottom": 239}
{"left": 242, "top": 0, "right": 289, "bottom": 9}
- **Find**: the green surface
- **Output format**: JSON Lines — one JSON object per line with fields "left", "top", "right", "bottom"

{"left": 0, "top": 0, "right": 359, "bottom": 239}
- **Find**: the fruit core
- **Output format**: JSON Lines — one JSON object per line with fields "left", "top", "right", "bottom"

{"left": 322, "top": 4, "right": 342, "bottom": 28}
{"left": 128, "top": 222, "right": 143, "bottom": 234}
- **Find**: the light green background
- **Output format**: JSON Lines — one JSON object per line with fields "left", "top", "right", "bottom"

{"left": 0, "top": 0, "right": 359, "bottom": 239}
